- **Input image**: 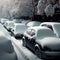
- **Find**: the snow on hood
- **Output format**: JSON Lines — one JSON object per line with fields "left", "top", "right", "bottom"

{"left": 36, "top": 37, "right": 60, "bottom": 50}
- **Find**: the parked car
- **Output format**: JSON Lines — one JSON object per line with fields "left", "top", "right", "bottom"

{"left": 13, "top": 19, "right": 30, "bottom": 24}
{"left": 40, "top": 22, "right": 60, "bottom": 38}
{"left": 13, "top": 19, "right": 22, "bottom": 23}
{"left": 22, "top": 26, "right": 60, "bottom": 59}
{"left": 26, "top": 21, "right": 41, "bottom": 27}
{"left": 11, "top": 23, "right": 29, "bottom": 39}
{"left": 0, "top": 36, "right": 18, "bottom": 60}
{"left": 0, "top": 18, "right": 8, "bottom": 24}
{"left": 4, "top": 21, "right": 14, "bottom": 32}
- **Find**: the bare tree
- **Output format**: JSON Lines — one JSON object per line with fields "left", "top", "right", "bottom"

{"left": 0, "top": 0, "right": 39, "bottom": 19}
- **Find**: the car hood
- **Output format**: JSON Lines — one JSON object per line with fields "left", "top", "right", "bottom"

{"left": 36, "top": 37, "right": 60, "bottom": 51}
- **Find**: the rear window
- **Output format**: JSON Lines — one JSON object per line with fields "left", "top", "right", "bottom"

{"left": 37, "top": 29, "right": 55, "bottom": 40}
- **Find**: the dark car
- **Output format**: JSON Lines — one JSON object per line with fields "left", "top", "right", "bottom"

{"left": 22, "top": 26, "right": 60, "bottom": 59}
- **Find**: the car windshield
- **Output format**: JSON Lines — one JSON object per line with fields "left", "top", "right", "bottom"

{"left": 15, "top": 25, "right": 28, "bottom": 33}
{"left": 37, "top": 29, "right": 55, "bottom": 40}
{"left": 16, "top": 26, "right": 20, "bottom": 32}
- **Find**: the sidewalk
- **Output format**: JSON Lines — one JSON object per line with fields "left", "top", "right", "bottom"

{"left": 11, "top": 37, "right": 41, "bottom": 60}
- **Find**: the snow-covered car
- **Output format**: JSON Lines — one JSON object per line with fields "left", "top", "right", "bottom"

{"left": 0, "top": 18, "right": 8, "bottom": 24}
{"left": 11, "top": 23, "right": 29, "bottom": 39}
{"left": 22, "top": 26, "right": 60, "bottom": 59}
{"left": 4, "top": 21, "right": 14, "bottom": 32}
{"left": 13, "top": 19, "right": 30, "bottom": 24}
{"left": 13, "top": 19, "right": 22, "bottom": 23}
{"left": 26, "top": 21, "right": 41, "bottom": 27}
{"left": 0, "top": 36, "right": 18, "bottom": 60}
{"left": 40, "top": 22, "right": 60, "bottom": 38}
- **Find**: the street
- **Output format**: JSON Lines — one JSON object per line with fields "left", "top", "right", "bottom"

{"left": 0, "top": 23, "right": 41, "bottom": 60}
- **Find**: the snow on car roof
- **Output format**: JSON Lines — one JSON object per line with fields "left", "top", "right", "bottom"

{"left": 40, "top": 22, "right": 60, "bottom": 26}
{"left": 29, "top": 26, "right": 50, "bottom": 31}
{"left": 6, "top": 21, "right": 14, "bottom": 23}
{"left": 14, "top": 23, "right": 25, "bottom": 26}
{"left": 27, "top": 21, "right": 41, "bottom": 26}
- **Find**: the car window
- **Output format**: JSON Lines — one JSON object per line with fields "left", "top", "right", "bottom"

{"left": 41, "top": 24, "right": 47, "bottom": 26}
{"left": 37, "top": 29, "right": 55, "bottom": 40}
{"left": 16, "top": 25, "right": 21, "bottom": 32}
{"left": 47, "top": 25, "right": 53, "bottom": 31}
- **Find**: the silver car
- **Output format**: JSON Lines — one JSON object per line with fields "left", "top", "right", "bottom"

{"left": 22, "top": 26, "right": 60, "bottom": 59}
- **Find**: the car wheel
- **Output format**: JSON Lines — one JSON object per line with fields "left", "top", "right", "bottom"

{"left": 35, "top": 48, "right": 41, "bottom": 58}
{"left": 23, "top": 39, "right": 27, "bottom": 47}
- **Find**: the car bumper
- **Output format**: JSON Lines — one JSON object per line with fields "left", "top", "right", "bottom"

{"left": 41, "top": 51, "right": 60, "bottom": 59}
{"left": 15, "top": 33, "right": 23, "bottom": 39}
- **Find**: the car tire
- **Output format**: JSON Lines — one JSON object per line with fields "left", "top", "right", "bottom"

{"left": 35, "top": 48, "right": 41, "bottom": 58}
{"left": 23, "top": 39, "right": 27, "bottom": 47}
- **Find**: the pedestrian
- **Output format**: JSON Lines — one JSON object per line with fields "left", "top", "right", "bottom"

{"left": 44, "top": 0, "right": 56, "bottom": 21}
{"left": 44, "top": 4, "right": 55, "bottom": 17}
{"left": 37, "top": 0, "right": 47, "bottom": 15}
{"left": 52, "top": 0, "right": 60, "bottom": 21}
{"left": 37, "top": 0, "right": 48, "bottom": 21}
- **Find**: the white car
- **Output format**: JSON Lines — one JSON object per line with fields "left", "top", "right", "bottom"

{"left": 0, "top": 18, "right": 8, "bottom": 24}
{"left": 4, "top": 21, "right": 14, "bottom": 32}
{"left": 11, "top": 23, "right": 29, "bottom": 39}
{"left": 13, "top": 19, "right": 22, "bottom": 23}
{"left": 22, "top": 26, "right": 60, "bottom": 59}
{"left": 40, "top": 22, "right": 60, "bottom": 38}
{"left": 26, "top": 21, "right": 41, "bottom": 27}
{"left": 13, "top": 19, "right": 30, "bottom": 24}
